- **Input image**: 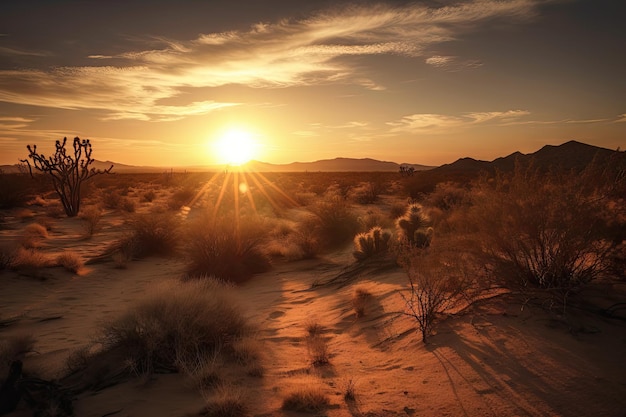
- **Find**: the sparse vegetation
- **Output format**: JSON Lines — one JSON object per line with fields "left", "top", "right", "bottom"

{"left": 306, "top": 193, "right": 361, "bottom": 249}
{"left": 184, "top": 214, "right": 271, "bottom": 282}
{"left": 56, "top": 251, "right": 84, "bottom": 274}
{"left": 396, "top": 203, "right": 433, "bottom": 248}
{"left": 353, "top": 226, "right": 391, "bottom": 261}
{"left": 282, "top": 385, "right": 330, "bottom": 412}
{"left": 99, "top": 279, "right": 251, "bottom": 376}
{"left": 80, "top": 205, "right": 102, "bottom": 237}
{"left": 21, "top": 137, "right": 113, "bottom": 217}
{"left": 112, "top": 212, "right": 180, "bottom": 260}
{"left": 202, "top": 383, "right": 247, "bottom": 417}
{"left": 470, "top": 161, "right": 622, "bottom": 297}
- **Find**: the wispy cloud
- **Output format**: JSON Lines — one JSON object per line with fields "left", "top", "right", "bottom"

{"left": 388, "top": 110, "right": 530, "bottom": 133}
{"left": 425, "top": 55, "right": 482, "bottom": 71}
{"left": 0, "top": 0, "right": 539, "bottom": 121}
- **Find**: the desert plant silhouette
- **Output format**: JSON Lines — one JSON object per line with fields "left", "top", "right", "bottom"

{"left": 22, "top": 137, "right": 112, "bottom": 217}
{"left": 396, "top": 203, "right": 433, "bottom": 248}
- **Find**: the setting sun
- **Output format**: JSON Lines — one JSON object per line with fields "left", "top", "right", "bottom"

{"left": 212, "top": 129, "right": 258, "bottom": 166}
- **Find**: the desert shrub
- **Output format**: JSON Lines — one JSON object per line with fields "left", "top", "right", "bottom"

{"left": 400, "top": 246, "right": 472, "bottom": 343}
{"left": 99, "top": 279, "right": 251, "bottom": 376}
{"left": 425, "top": 181, "right": 468, "bottom": 211}
{"left": 396, "top": 203, "right": 433, "bottom": 248}
{"left": 470, "top": 162, "right": 620, "bottom": 293}
{"left": 350, "top": 181, "right": 384, "bottom": 204}
{"left": 358, "top": 208, "right": 392, "bottom": 231}
{"left": 80, "top": 205, "right": 102, "bottom": 237}
{"left": 56, "top": 251, "right": 84, "bottom": 274}
{"left": 142, "top": 189, "right": 157, "bottom": 202}
{"left": 282, "top": 385, "right": 330, "bottom": 412}
{"left": 304, "top": 319, "right": 324, "bottom": 337}
{"left": 113, "top": 212, "right": 180, "bottom": 260}
{"left": 389, "top": 201, "right": 407, "bottom": 219}
{"left": 352, "top": 287, "right": 373, "bottom": 317}
{"left": 168, "top": 187, "right": 196, "bottom": 210}
{"left": 184, "top": 215, "right": 271, "bottom": 283}
{"left": 10, "top": 247, "right": 50, "bottom": 273}
{"left": 353, "top": 226, "right": 391, "bottom": 261}
{"left": 305, "top": 194, "right": 360, "bottom": 249}
{"left": 119, "top": 196, "right": 136, "bottom": 213}
{"left": 202, "top": 383, "right": 247, "bottom": 417}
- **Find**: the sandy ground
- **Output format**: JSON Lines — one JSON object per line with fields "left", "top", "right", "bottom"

{"left": 1, "top": 200, "right": 626, "bottom": 417}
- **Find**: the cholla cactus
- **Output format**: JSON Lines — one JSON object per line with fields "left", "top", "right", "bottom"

{"left": 396, "top": 203, "right": 433, "bottom": 248}
{"left": 353, "top": 226, "right": 391, "bottom": 261}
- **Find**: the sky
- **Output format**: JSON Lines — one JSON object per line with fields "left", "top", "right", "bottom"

{"left": 1, "top": 0, "right": 624, "bottom": 167}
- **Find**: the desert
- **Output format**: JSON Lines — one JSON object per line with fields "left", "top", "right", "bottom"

{"left": 1, "top": 140, "right": 625, "bottom": 417}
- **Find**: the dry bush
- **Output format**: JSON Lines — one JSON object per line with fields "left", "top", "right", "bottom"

{"left": 10, "top": 247, "right": 51, "bottom": 273}
{"left": 176, "top": 348, "right": 223, "bottom": 389}
{"left": 400, "top": 244, "right": 478, "bottom": 343}
{"left": 202, "top": 383, "right": 247, "bottom": 417}
{"left": 19, "top": 223, "right": 48, "bottom": 249}
{"left": 353, "top": 226, "right": 391, "bottom": 262}
{"left": 142, "top": 189, "right": 157, "bottom": 202}
{"left": 79, "top": 205, "right": 102, "bottom": 237}
{"left": 282, "top": 385, "right": 330, "bottom": 412}
{"left": 56, "top": 251, "right": 84, "bottom": 274}
{"left": 352, "top": 287, "right": 373, "bottom": 318}
{"left": 350, "top": 181, "right": 384, "bottom": 204}
{"left": 389, "top": 201, "right": 407, "bottom": 219}
{"left": 168, "top": 187, "right": 196, "bottom": 210}
{"left": 99, "top": 279, "right": 251, "bottom": 376}
{"left": 304, "top": 193, "right": 360, "bottom": 249}
{"left": 113, "top": 212, "right": 180, "bottom": 260}
{"left": 470, "top": 161, "right": 622, "bottom": 295}
{"left": 304, "top": 319, "right": 324, "bottom": 337}
{"left": 184, "top": 215, "right": 271, "bottom": 283}
{"left": 425, "top": 181, "right": 468, "bottom": 211}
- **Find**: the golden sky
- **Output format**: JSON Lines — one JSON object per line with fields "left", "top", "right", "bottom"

{"left": 1, "top": 0, "right": 624, "bottom": 167}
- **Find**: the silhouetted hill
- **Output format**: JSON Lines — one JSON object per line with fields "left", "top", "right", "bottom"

{"left": 246, "top": 158, "right": 433, "bottom": 172}
{"left": 434, "top": 140, "right": 619, "bottom": 175}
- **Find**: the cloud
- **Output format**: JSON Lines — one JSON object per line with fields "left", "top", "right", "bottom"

{"left": 0, "top": 0, "right": 539, "bottom": 120}
{"left": 388, "top": 110, "right": 530, "bottom": 132}
{"left": 425, "top": 55, "right": 482, "bottom": 71}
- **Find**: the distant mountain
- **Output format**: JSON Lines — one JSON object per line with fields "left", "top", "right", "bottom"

{"left": 434, "top": 140, "right": 620, "bottom": 175}
{"left": 245, "top": 157, "right": 433, "bottom": 172}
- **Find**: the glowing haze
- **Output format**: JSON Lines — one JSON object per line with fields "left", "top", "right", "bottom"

{"left": 0, "top": 0, "right": 624, "bottom": 167}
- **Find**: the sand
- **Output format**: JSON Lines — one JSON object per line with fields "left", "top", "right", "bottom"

{"left": 1, "top": 198, "right": 625, "bottom": 417}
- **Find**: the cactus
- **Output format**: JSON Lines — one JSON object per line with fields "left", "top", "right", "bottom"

{"left": 396, "top": 203, "right": 433, "bottom": 248}
{"left": 353, "top": 226, "right": 391, "bottom": 261}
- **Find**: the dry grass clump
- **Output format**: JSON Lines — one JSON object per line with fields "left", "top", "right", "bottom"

{"left": 99, "top": 278, "right": 251, "bottom": 376}
{"left": 112, "top": 212, "right": 180, "bottom": 260}
{"left": 352, "top": 287, "right": 373, "bottom": 318}
{"left": 10, "top": 247, "right": 51, "bottom": 274}
{"left": 184, "top": 215, "right": 271, "bottom": 283}
{"left": 79, "top": 205, "right": 102, "bottom": 237}
{"left": 343, "top": 378, "right": 357, "bottom": 402}
{"left": 202, "top": 383, "right": 247, "bottom": 417}
{"left": 56, "top": 251, "right": 85, "bottom": 274}
{"left": 231, "top": 336, "right": 265, "bottom": 377}
{"left": 282, "top": 385, "right": 330, "bottom": 412}
{"left": 19, "top": 222, "right": 49, "bottom": 249}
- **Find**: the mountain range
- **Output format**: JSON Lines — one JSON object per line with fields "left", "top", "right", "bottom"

{"left": 1, "top": 140, "right": 620, "bottom": 174}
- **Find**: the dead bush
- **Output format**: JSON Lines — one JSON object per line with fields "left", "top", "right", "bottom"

{"left": 113, "top": 212, "right": 180, "bottom": 260}
{"left": 305, "top": 193, "right": 360, "bottom": 249}
{"left": 80, "top": 205, "right": 102, "bottom": 237}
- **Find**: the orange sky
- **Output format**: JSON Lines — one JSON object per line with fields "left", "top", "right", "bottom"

{"left": 1, "top": 0, "right": 624, "bottom": 167}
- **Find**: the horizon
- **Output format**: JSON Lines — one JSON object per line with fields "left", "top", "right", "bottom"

{"left": 1, "top": 0, "right": 625, "bottom": 166}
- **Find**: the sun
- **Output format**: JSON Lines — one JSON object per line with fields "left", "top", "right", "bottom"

{"left": 212, "top": 128, "right": 258, "bottom": 166}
